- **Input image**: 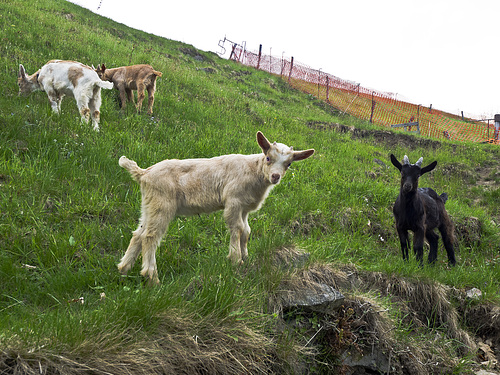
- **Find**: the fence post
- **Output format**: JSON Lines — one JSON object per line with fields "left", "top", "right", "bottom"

{"left": 257, "top": 44, "right": 262, "bottom": 69}
{"left": 326, "top": 76, "right": 330, "bottom": 102}
{"left": 229, "top": 43, "right": 237, "bottom": 60}
{"left": 370, "top": 91, "right": 376, "bottom": 123}
{"left": 280, "top": 52, "right": 284, "bottom": 77}
{"left": 495, "top": 114, "right": 500, "bottom": 140}
{"left": 288, "top": 57, "right": 294, "bottom": 84}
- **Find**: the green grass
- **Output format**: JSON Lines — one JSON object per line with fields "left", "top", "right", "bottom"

{"left": 1, "top": 0, "right": 500, "bottom": 373}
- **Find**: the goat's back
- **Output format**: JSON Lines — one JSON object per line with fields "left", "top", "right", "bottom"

{"left": 394, "top": 187, "right": 448, "bottom": 232}
{"left": 40, "top": 60, "right": 109, "bottom": 94}
{"left": 419, "top": 187, "right": 449, "bottom": 205}
{"left": 122, "top": 154, "right": 271, "bottom": 216}
{"left": 103, "top": 64, "right": 161, "bottom": 87}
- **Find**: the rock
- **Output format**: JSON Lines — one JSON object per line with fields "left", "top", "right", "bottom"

{"left": 278, "top": 281, "right": 345, "bottom": 314}
{"left": 342, "top": 346, "right": 391, "bottom": 375}
{"left": 466, "top": 288, "right": 482, "bottom": 300}
{"left": 476, "top": 370, "right": 500, "bottom": 375}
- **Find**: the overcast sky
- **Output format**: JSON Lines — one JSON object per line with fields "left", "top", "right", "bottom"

{"left": 67, "top": 0, "right": 499, "bottom": 119}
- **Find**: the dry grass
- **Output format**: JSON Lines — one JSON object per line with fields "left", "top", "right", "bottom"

{"left": 266, "top": 249, "right": 483, "bottom": 374}
{"left": 1, "top": 311, "right": 277, "bottom": 375}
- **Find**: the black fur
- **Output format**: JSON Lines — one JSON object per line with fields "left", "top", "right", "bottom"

{"left": 390, "top": 154, "right": 456, "bottom": 266}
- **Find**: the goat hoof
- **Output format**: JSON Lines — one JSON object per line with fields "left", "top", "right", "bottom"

{"left": 147, "top": 277, "right": 160, "bottom": 287}
{"left": 117, "top": 263, "right": 130, "bottom": 275}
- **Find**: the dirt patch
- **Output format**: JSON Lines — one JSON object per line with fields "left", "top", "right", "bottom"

{"left": 463, "top": 304, "right": 500, "bottom": 348}
{"left": 307, "top": 120, "right": 444, "bottom": 151}
{"left": 455, "top": 216, "right": 483, "bottom": 249}
{"left": 290, "top": 210, "right": 332, "bottom": 237}
{"left": 269, "top": 250, "right": 500, "bottom": 374}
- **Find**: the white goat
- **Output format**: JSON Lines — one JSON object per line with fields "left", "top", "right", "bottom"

{"left": 18, "top": 60, "right": 114, "bottom": 131}
{"left": 118, "top": 131, "right": 315, "bottom": 284}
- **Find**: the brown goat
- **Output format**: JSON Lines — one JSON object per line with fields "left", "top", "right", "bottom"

{"left": 95, "top": 64, "right": 162, "bottom": 114}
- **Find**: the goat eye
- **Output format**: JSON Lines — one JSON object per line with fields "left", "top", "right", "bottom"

{"left": 266, "top": 157, "right": 270, "bottom": 162}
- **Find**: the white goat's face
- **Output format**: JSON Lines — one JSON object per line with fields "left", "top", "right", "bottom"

{"left": 257, "top": 131, "right": 315, "bottom": 185}
{"left": 264, "top": 143, "right": 295, "bottom": 185}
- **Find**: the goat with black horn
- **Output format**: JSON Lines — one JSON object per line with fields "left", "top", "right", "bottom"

{"left": 390, "top": 154, "right": 456, "bottom": 267}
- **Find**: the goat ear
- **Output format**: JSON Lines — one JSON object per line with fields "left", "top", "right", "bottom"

{"left": 293, "top": 149, "right": 315, "bottom": 161}
{"left": 390, "top": 154, "right": 402, "bottom": 171}
{"left": 421, "top": 161, "right": 437, "bottom": 175}
{"left": 19, "top": 64, "right": 26, "bottom": 78}
{"left": 257, "top": 131, "right": 271, "bottom": 154}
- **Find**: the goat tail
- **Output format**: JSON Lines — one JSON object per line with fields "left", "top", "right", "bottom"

{"left": 96, "top": 80, "right": 114, "bottom": 90}
{"left": 119, "top": 156, "right": 145, "bottom": 183}
{"left": 153, "top": 70, "right": 163, "bottom": 77}
{"left": 440, "top": 192, "right": 449, "bottom": 204}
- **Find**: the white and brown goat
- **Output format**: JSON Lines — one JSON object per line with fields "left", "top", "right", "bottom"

{"left": 118, "top": 131, "right": 315, "bottom": 284}
{"left": 95, "top": 64, "right": 162, "bottom": 114}
{"left": 18, "top": 60, "right": 114, "bottom": 131}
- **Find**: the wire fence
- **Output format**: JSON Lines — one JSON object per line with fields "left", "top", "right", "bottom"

{"left": 230, "top": 44, "right": 498, "bottom": 144}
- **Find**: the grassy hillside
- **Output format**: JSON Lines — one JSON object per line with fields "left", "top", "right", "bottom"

{"left": 1, "top": 0, "right": 500, "bottom": 373}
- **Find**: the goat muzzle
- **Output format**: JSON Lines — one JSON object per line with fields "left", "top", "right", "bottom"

{"left": 271, "top": 173, "right": 281, "bottom": 184}
{"left": 403, "top": 183, "right": 413, "bottom": 192}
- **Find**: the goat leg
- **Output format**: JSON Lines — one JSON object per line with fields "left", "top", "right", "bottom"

{"left": 397, "top": 228, "right": 410, "bottom": 261}
{"left": 413, "top": 228, "right": 426, "bottom": 266}
{"left": 426, "top": 230, "right": 439, "bottom": 265}
{"left": 239, "top": 212, "right": 250, "bottom": 261}
{"left": 441, "top": 230, "right": 457, "bottom": 266}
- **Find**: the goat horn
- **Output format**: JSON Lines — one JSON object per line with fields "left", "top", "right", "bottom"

{"left": 415, "top": 157, "right": 423, "bottom": 167}
{"left": 403, "top": 155, "right": 410, "bottom": 165}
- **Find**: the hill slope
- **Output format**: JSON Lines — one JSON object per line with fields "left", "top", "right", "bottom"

{"left": 1, "top": 1, "right": 500, "bottom": 374}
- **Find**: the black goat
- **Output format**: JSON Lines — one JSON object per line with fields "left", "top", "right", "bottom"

{"left": 390, "top": 154, "right": 456, "bottom": 266}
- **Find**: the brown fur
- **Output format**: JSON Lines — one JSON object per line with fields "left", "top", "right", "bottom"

{"left": 68, "top": 66, "right": 84, "bottom": 88}
{"left": 95, "top": 64, "right": 162, "bottom": 114}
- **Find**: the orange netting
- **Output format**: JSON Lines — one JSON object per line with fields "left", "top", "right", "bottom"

{"left": 232, "top": 46, "right": 497, "bottom": 144}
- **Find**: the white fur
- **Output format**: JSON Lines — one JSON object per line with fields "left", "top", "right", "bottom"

{"left": 18, "top": 60, "right": 114, "bottom": 131}
{"left": 118, "top": 131, "right": 315, "bottom": 284}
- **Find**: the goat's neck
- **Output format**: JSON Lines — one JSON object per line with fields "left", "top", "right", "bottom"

{"left": 29, "top": 71, "right": 43, "bottom": 91}
{"left": 255, "top": 156, "right": 272, "bottom": 187}
{"left": 399, "top": 189, "right": 420, "bottom": 209}
{"left": 103, "top": 68, "right": 119, "bottom": 81}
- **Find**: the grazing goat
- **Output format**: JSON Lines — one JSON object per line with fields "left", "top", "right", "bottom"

{"left": 118, "top": 131, "right": 315, "bottom": 284}
{"left": 18, "top": 60, "right": 114, "bottom": 131}
{"left": 95, "top": 64, "right": 162, "bottom": 114}
{"left": 390, "top": 154, "right": 456, "bottom": 266}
